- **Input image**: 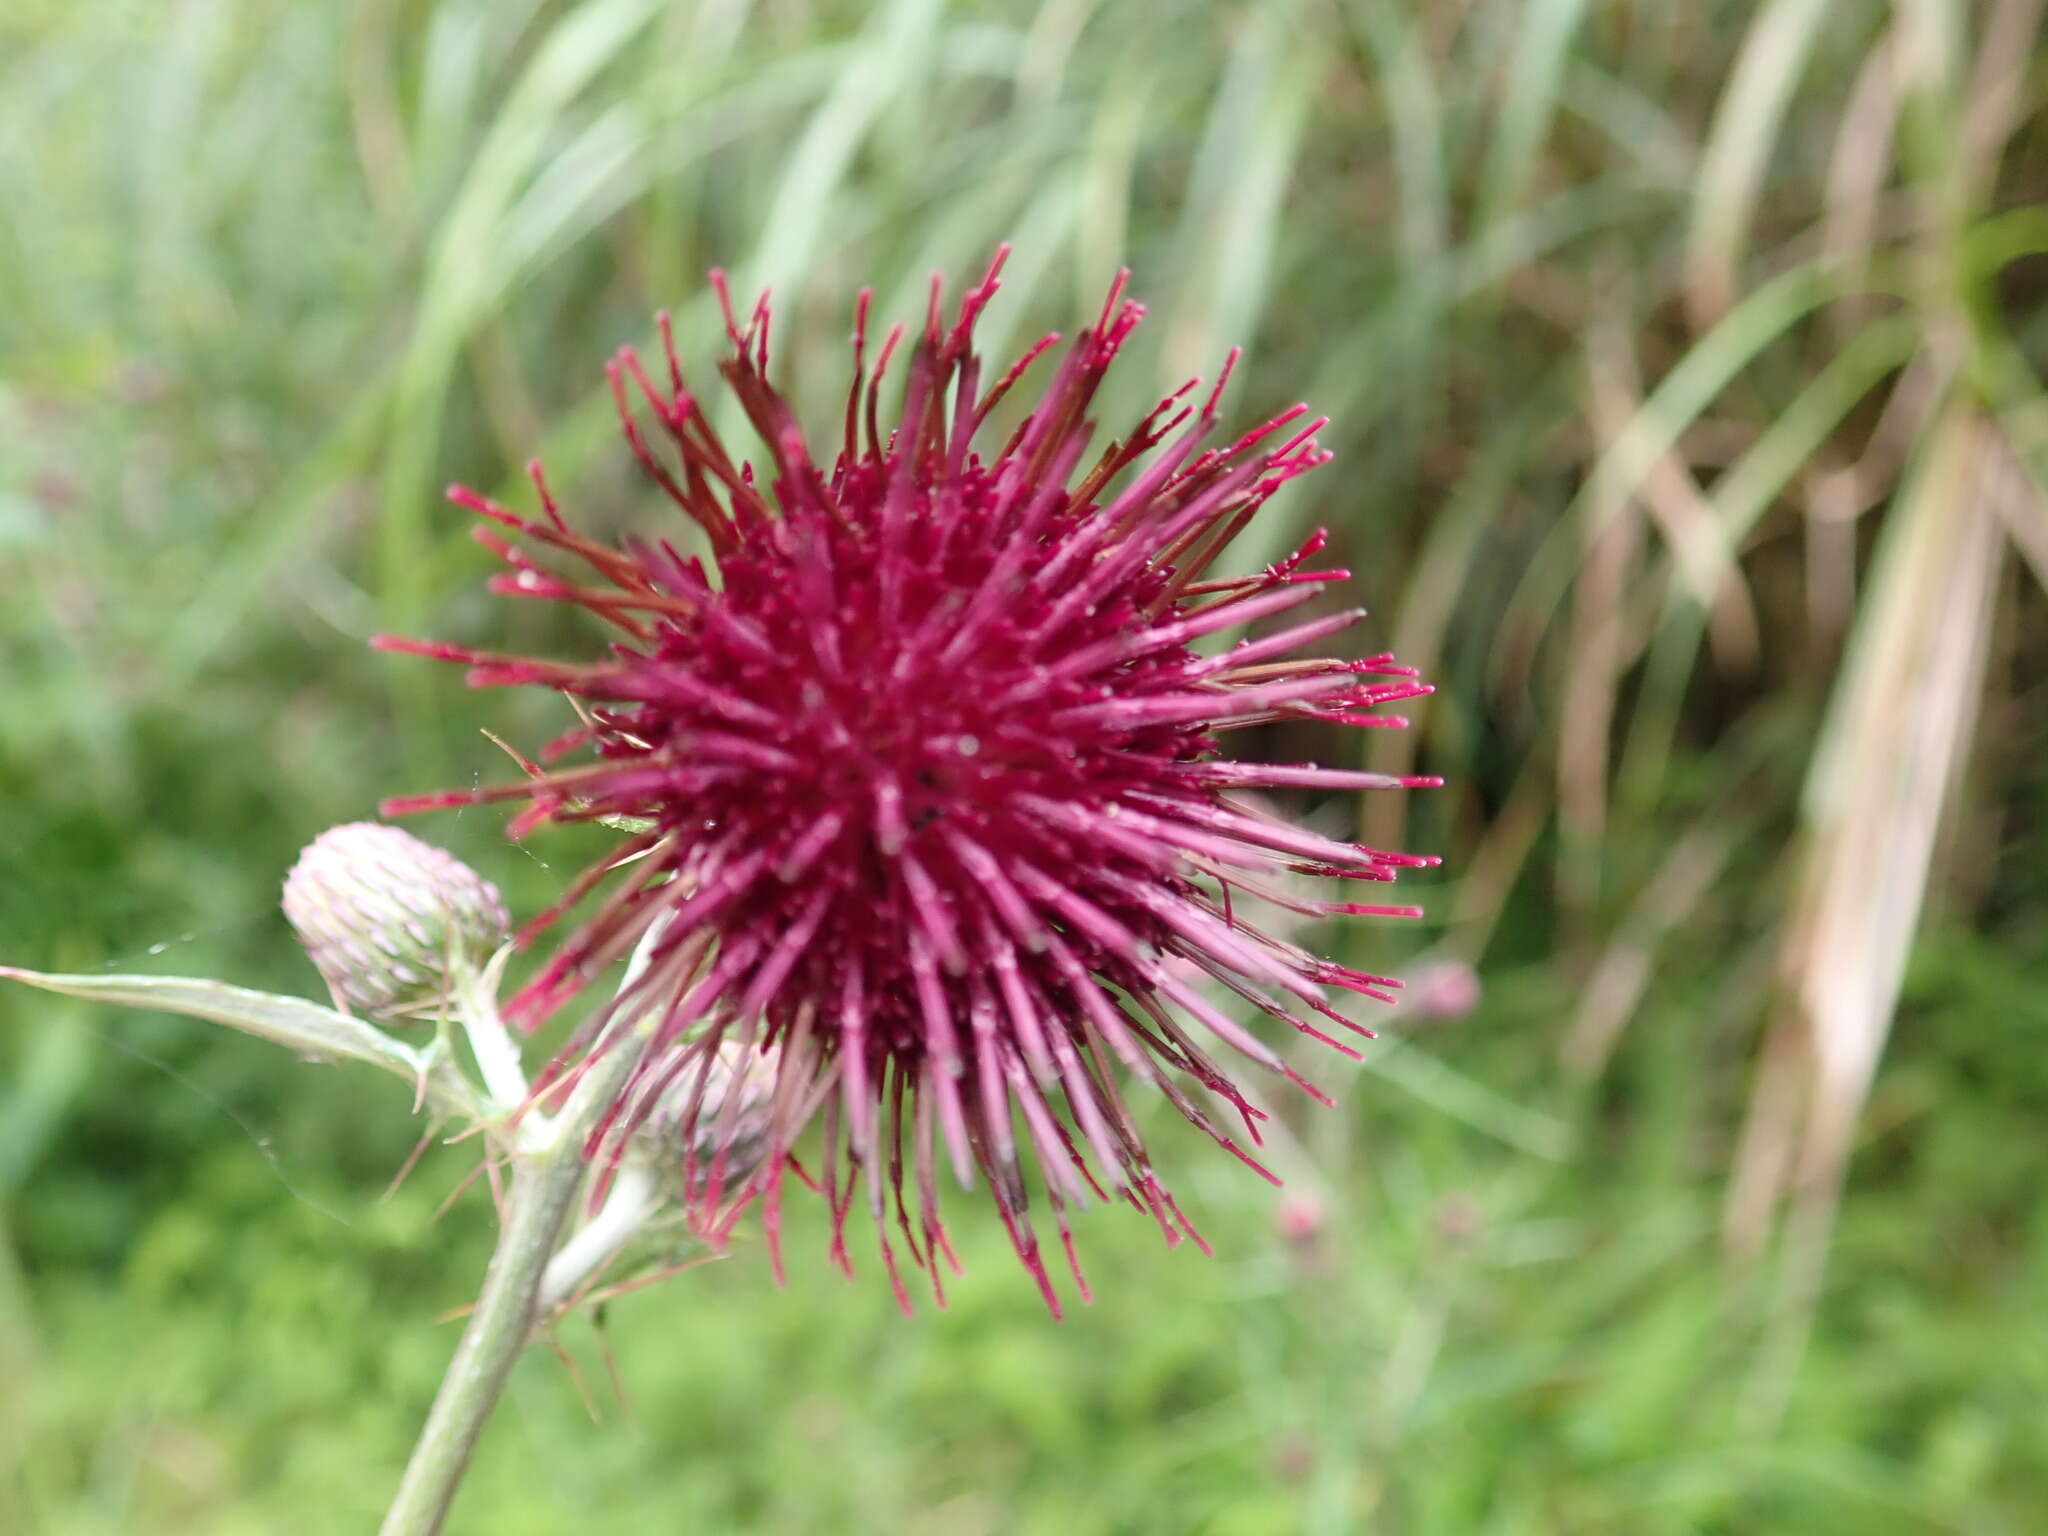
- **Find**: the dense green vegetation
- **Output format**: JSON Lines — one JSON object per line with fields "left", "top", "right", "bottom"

{"left": 4, "top": 1, "right": 2045, "bottom": 1530}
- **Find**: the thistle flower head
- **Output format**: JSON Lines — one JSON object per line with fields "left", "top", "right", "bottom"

{"left": 378, "top": 251, "right": 1437, "bottom": 1312}
{"left": 283, "top": 822, "right": 509, "bottom": 1019}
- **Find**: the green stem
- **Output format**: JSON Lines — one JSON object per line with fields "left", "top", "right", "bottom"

{"left": 376, "top": 1148, "right": 584, "bottom": 1536}
{"left": 378, "top": 1041, "right": 642, "bottom": 1536}
{"left": 455, "top": 955, "right": 532, "bottom": 1115}
{"left": 538, "top": 1161, "right": 661, "bottom": 1316}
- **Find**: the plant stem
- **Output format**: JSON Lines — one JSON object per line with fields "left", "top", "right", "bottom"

{"left": 537, "top": 1161, "right": 661, "bottom": 1316}
{"left": 379, "top": 1042, "right": 643, "bottom": 1536}
{"left": 377, "top": 1147, "right": 585, "bottom": 1536}
{"left": 455, "top": 956, "right": 532, "bottom": 1115}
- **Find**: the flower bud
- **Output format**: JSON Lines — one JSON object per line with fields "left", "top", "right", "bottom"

{"left": 283, "top": 822, "right": 508, "bottom": 1019}
{"left": 642, "top": 1042, "right": 779, "bottom": 1204}
{"left": 1273, "top": 1192, "right": 1324, "bottom": 1246}
{"left": 1401, "top": 958, "right": 1482, "bottom": 1024}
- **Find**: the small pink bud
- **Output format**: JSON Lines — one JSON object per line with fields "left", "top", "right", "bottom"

{"left": 1401, "top": 958, "right": 1482, "bottom": 1023}
{"left": 282, "top": 823, "right": 508, "bottom": 1019}
{"left": 1274, "top": 1192, "right": 1324, "bottom": 1245}
{"left": 1434, "top": 1193, "right": 1482, "bottom": 1245}
{"left": 1270, "top": 1433, "right": 1316, "bottom": 1482}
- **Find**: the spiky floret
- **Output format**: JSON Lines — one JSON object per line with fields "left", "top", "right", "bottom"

{"left": 376, "top": 250, "right": 1438, "bottom": 1313}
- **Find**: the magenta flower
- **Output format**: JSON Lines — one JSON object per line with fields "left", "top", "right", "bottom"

{"left": 376, "top": 251, "right": 1436, "bottom": 1313}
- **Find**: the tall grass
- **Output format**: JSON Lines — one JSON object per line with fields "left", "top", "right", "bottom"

{"left": 4, "top": 1, "right": 2046, "bottom": 1529}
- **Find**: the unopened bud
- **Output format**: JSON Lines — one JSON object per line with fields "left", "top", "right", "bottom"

{"left": 643, "top": 1042, "right": 779, "bottom": 1203}
{"left": 1274, "top": 1192, "right": 1324, "bottom": 1245}
{"left": 283, "top": 822, "right": 508, "bottom": 1019}
{"left": 1434, "top": 1192, "right": 1482, "bottom": 1246}
{"left": 1401, "top": 958, "right": 1481, "bottom": 1024}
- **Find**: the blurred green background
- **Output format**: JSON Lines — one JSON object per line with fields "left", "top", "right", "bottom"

{"left": 5, "top": 1, "right": 2047, "bottom": 1531}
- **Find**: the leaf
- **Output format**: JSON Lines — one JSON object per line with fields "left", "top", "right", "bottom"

{"left": 1474, "top": 0, "right": 1590, "bottom": 236}
{"left": 1495, "top": 259, "right": 1841, "bottom": 688}
{"left": 1362, "top": 1039, "right": 1575, "bottom": 1162}
{"left": 1684, "top": 0, "right": 1836, "bottom": 324}
{"left": 1727, "top": 407, "right": 2006, "bottom": 1263}
{"left": 0, "top": 968, "right": 481, "bottom": 1122}
{"left": 0, "top": 993, "right": 93, "bottom": 1192}
{"left": 380, "top": 0, "right": 665, "bottom": 637}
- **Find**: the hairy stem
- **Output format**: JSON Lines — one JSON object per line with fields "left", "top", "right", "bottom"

{"left": 455, "top": 955, "right": 532, "bottom": 1114}
{"left": 537, "top": 1161, "right": 662, "bottom": 1316}
{"left": 378, "top": 1040, "right": 642, "bottom": 1536}
{"left": 376, "top": 1147, "right": 584, "bottom": 1536}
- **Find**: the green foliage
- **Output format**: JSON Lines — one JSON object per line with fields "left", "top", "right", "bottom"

{"left": 4, "top": 0, "right": 2045, "bottom": 1530}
